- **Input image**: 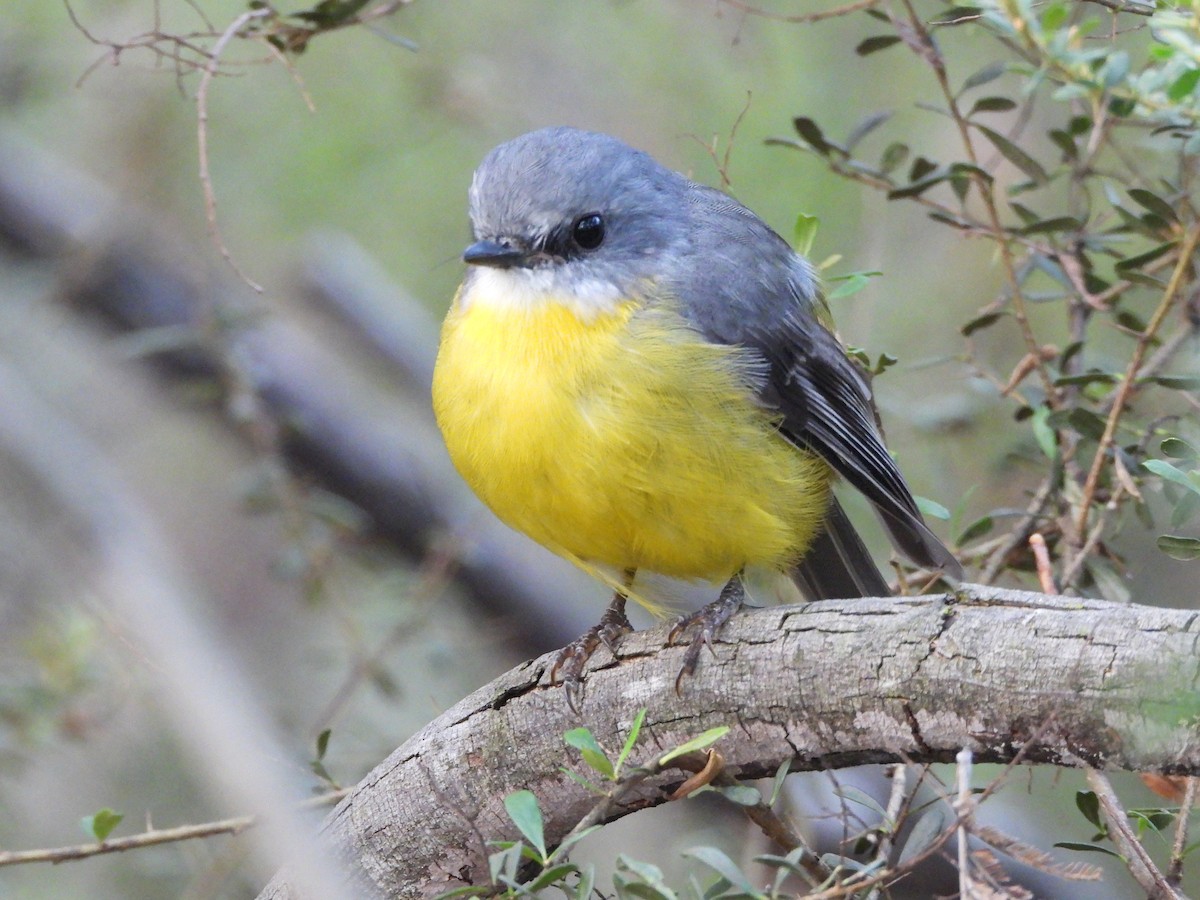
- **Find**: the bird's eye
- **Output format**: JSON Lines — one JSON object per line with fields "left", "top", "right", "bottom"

{"left": 571, "top": 213, "right": 605, "bottom": 251}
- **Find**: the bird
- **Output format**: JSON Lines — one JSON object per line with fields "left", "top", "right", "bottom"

{"left": 431, "top": 126, "right": 961, "bottom": 704}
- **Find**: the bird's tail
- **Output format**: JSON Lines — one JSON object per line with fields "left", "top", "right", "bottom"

{"left": 791, "top": 497, "right": 891, "bottom": 600}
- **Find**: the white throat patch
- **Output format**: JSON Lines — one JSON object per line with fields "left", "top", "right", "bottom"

{"left": 461, "top": 266, "right": 629, "bottom": 322}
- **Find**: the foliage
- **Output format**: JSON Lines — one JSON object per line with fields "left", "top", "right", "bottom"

{"left": 772, "top": 0, "right": 1200, "bottom": 602}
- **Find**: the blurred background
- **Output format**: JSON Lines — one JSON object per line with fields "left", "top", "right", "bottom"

{"left": 0, "top": 1, "right": 1194, "bottom": 897}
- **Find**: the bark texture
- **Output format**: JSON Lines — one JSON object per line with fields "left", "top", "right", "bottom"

{"left": 258, "top": 586, "right": 1200, "bottom": 900}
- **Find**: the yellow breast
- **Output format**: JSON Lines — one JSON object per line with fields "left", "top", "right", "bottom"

{"left": 431, "top": 283, "right": 830, "bottom": 586}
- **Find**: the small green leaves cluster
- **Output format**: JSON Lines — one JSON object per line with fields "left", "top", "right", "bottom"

{"left": 446, "top": 711, "right": 745, "bottom": 899}
{"left": 80, "top": 808, "right": 123, "bottom": 843}
{"left": 776, "top": 0, "right": 1200, "bottom": 593}
{"left": 1056, "top": 789, "right": 1196, "bottom": 861}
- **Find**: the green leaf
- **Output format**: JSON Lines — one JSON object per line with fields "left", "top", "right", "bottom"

{"left": 960, "top": 61, "right": 1008, "bottom": 93}
{"left": 315, "top": 728, "right": 331, "bottom": 761}
{"left": 970, "top": 96, "right": 1018, "bottom": 115}
{"left": 715, "top": 784, "right": 762, "bottom": 806}
{"left": 897, "top": 808, "right": 948, "bottom": 864}
{"left": 768, "top": 759, "right": 791, "bottom": 807}
{"left": 934, "top": 7, "right": 983, "bottom": 25}
{"left": 1168, "top": 68, "right": 1200, "bottom": 102}
{"left": 827, "top": 272, "right": 872, "bottom": 299}
{"left": 564, "top": 727, "right": 615, "bottom": 779}
{"left": 292, "top": 0, "right": 372, "bottom": 25}
{"left": 573, "top": 862, "right": 596, "bottom": 900}
{"left": 1157, "top": 535, "right": 1200, "bottom": 561}
{"left": 1130, "top": 808, "right": 1176, "bottom": 833}
{"left": 909, "top": 156, "right": 939, "bottom": 182}
{"left": 432, "top": 886, "right": 489, "bottom": 899}
{"left": 1019, "top": 216, "right": 1083, "bottom": 235}
{"left": 81, "top": 808, "right": 124, "bottom": 842}
{"left": 1049, "top": 129, "right": 1077, "bottom": 161}
{"left": 880, "top": 142, "right": 909, "bottom": 174}
{"left": 915, "top": 496, "right": 950, "bottom": 520}
{"left": 957, "top": 515, "right": 994, "bottom": 545}
{"left": 975, "top": 125, "right": 1049, "bottom": 183}
{"left": 615, "top": 708, "right": 647, "bottom": 777}
{"left": 1053, "top": 371, "right": 1116, "bottom": 388}
{"left": 1143, "top": 459, "right": 1200, "bottom": 496}
{"left": 658, "top": 726, "right": 730, "bottom": 765}
{"left": 1172, "top": 491, "right": 1200, "bottom": 528}
{"left": 888, "top": 170, "right": 948, "bottom": 200}
{"left": 1098, "top": 51, "right": 1130, "bottom": 88}
{"left": 856, "top": 35, "right": 902, "bottom": 56}
{"left": 793, "top": 214, "right": 819, "bottom": 256}
{"left": 793, "top": 117, "right": 832, "bottom": 156}
{"left": 526, "top": 863, "right": 580, "bottom": 893}
{"left": 871, "top": 352, "right": 898, "bottom": 376}
{"left": 559, "top": 767, "right": 606, "bottom": 795}
{"left": 1149, "top": 375, "right": 1200, "bottom": 391}
{"left": 1041, "top": 2, "right": 1069, "bottom": 30}
{"left": 1116, "top": 241, "right": 1176, "bottom": 272}
{"left": 489, "top": 842, "right": 522, "bottom": 886}
{"left": 1047, "top": 408, "right": 1107, "bottom": 442}
{"left": 682, "top": 847, "right": 766, "bottom": 899}
{"left": 845, "top": 111, "right": 893, "bottom": 150}
{"left": 961, "top": 311, "right": 1006, "bottom": 336}
{"left": 1054, "top": 841, "right": 1123, "bottom": 858}
{"left": 556, "top": 824, "right": 602, "bottom": 856}
{"left": 1085, "top": 557, "right": 1131, "bottom": 604}
{"left": 503, "top": 791, "right": 547, "bottom": 861}
{"left": 1108, "top": 96, "right": 1136, "bottom": 118}
{"left": 1128, "top": 188, "right": 1179, "bottom": 224}
{"left": 614, "top": 855, "right": 676, "bottom": 900}
{"left": 1032, "top": 405, "right": 1058, "bottom": 460}
{"left": 1161, "top": 438, "right": 1199, "bottom": 460}
{"left": 1075, "top": 790, "right": 1103, "bottom": 829}
{"left": 839, "top": 786, "right": 889, "bottom": 820}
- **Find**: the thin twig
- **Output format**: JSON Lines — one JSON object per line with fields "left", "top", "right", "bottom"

{"left": 899, "top": 0, "right": 1059, "bottom": 404}
{"left": 956, "top": 748, "right": 974, "bottom": 900}
{"left": 1081, "top": 0, "right": 1156, "bottom": 15}
{"left": 1075, "top": 223, "right": 1200, "bottom": 537}
{"left": 0, "top": 789, "right": 349, "bottom": 868}
{"left": 309, "top": 542, "right": 458, "bottom": 734}
{"left": 1029, "top": 533, "right": 1058, "bottom": 594}
{"left": 1168, "top": 777, "right": 1198, "bottom": 886}
{"left": 717, "top": 0, "right": 882, "bottom": 24}
{"left": 864, "top": 765, "right": 910, "bottom": 900}
{"left": 196, "top": 7, "right": 271, "bottom": 293}
{"left": 1085, "top": 768, "right": 1183, "bottom": 899}
{"left": 978, "top": 475, "right": 1056, "bottom": 584}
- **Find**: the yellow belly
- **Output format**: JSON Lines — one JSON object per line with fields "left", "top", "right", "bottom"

{"left": 431, "top": 288, "right": 830, "bottom": 584}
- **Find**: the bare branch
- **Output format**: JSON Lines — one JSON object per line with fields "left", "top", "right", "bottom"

{"left": 0, "top": 791, "right": 348, "bottom": 869}
{"left": 256, "top": 587, "right": 1200, "bottom": 900}
{"left": 716, "top": 0, "right": 883, "bottom": 25}
{"left": 196, "top": 7, "right": 271, "bottom": 293}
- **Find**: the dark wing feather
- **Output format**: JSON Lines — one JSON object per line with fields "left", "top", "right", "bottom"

{"left": 669, "top": 183, "right": 962, "bottom": 586}
{"left": 793, "top": 496, "right": 891, "bottom": 599}
{"left": 762, "top": 319, "right": 962, "bottom": 576}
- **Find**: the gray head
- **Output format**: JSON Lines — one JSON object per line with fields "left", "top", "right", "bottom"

{"left": 462, "top": 126, "right": 814, "bottom": 322}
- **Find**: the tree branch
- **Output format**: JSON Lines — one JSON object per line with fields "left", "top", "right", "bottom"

{"left": 257, "top": 586, "right": 1200, "bottom": 900}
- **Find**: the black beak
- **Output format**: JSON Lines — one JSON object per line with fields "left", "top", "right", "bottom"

{"left": 463, "top": 239, "right": 528, "bottom": 269}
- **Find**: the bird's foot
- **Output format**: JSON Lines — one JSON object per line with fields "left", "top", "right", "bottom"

{"left": 550, "top": 594, "right": 632, "bottom": 713}
{"left": 667, "top": 575, "right": 746, "bottom": 693}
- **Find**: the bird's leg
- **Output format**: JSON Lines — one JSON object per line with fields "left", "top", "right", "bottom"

{"left": 668, "top": 572, "right": 747, "bottom": 692}
{"left": 550, "top": 568, "right": 636, "bottom": 712}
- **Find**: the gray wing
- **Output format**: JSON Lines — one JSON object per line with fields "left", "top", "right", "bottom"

{"left": 669, "top": 184, "right": 962, "bottom": 580}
